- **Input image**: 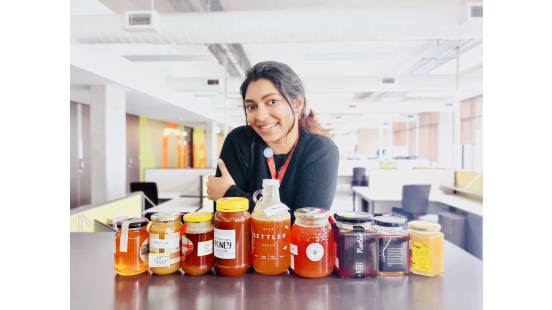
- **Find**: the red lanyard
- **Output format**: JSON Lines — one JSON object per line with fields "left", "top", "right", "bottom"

{"left": 266, "top": 132, "right": 300, "bottom": 184}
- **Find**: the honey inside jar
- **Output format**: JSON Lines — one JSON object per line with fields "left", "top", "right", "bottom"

{"left": 149, "top": 212, "right": 182, "bottom": 275}
{"left": 214, "top": 197, "right": 251, "bottom": 277}
{"left": 290, "top": 208, "right": 335, "bottom": 278}
{"left": 251, "top": 179, "right": 291, "bottom": 276}
{"left": 182, "top": 212, "right": 215, "bottom": 275}
{"left": 114, "top": 217, "right": 149, "bottom": 276}
{"left": 408, "top": 221, "right": 444, "bottom": 277}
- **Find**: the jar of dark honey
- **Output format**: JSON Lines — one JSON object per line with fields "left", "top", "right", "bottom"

{"left": 332, "top": 212, "right": 378, "bottom": 278}
{"left": 374, "top": 214, "right": 410, "bottom": 276}
{"left": 213, "top": 197, "right": 251, "bottom": 276}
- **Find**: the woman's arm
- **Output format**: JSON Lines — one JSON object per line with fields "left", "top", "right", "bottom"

{"left": 207, "top": 128, "right": 254, "bottom": 209}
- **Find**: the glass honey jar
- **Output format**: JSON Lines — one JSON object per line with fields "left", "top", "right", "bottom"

{"left": 408, "top": 221, "right": 444, "bottom": 277}
{"left": 251, "top": 179, "right": 291, "bottom": 276}
{"left": 290, "top": 208, "right": 336, "bottom": 278}
{"left": 114, "top": 217, "right": 149, "bottom": 276}
{"left": 374, "top": 214, "right": 410, "bottom": 276}
{"left": 181, "top": 212, "right": 214, "bottom": 275}
{"left": 214, "top": 197, "right": 251, "bottom": 277}
{"left": 332, "top": 212, "right": 378, "bottom": 278}
{"left": 148, "top": 212, "right": 182, "bottom": 275}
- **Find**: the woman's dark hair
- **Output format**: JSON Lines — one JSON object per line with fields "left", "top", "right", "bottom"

{"left": 239, "top": 61, "right": 330, "bottom": 137}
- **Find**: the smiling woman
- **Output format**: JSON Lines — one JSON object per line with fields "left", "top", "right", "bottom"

{"left": 207, "top": 61, "right": 339, "bottom": 222}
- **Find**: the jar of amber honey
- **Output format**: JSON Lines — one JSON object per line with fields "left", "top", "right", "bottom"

{"left": 181, "top": 212, "right": 214, "bottom": 275}
{"left": 214, "top": 197, "right": 251, "bottom": 277}
{"left": 290, "top": 208, "right": 335, "bottom": 278}
{"left": 114, "top": 217, "right": 149, "bottom": 276}
{"left": 148, "top": 212, "right": 182, "bottom": 275}
{"left": 408, "top": 221, "right": 444, "bottom": 277}
{"left": 374, "top": 214, "right": 410, "bottom": 276}
{"left": 251, "top": 179, "right": 291, "bottom": 275}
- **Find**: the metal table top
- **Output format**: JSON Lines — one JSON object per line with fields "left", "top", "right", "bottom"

{"left": 71, "top": 232, "right": 482, "bottom": 310}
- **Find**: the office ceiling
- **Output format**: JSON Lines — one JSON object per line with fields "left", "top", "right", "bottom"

{"left": 70, "top": 0, "right": 483, "bottom": 132}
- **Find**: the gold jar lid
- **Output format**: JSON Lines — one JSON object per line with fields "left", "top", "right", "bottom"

{"left": 408, "top": 220, "right": 441, "bottom": 232}
{"left": 150, "top": 212, "right": 181, "bottom": 223}
{"left": 216, "top": 197, "right": 249, "bottom": 212}
{"left": 183, "top": 212, "right": 213, "bottom": 222}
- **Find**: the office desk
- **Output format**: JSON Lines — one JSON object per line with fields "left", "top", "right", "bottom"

{"left": 352, "top": 187, "right": 483, "bottom": 217}
{"left": 144, "top": 197, "right": 202, "bottom": 216}
{"left": 71, "top": 232, "right": 482, "bottom": 310}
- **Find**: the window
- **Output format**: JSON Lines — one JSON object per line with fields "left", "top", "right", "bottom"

{"left": 419, "top": 112, "right": 439, "bottom": 163}
{"left": 461, "top": 95, "right": 483, "bottom": 171}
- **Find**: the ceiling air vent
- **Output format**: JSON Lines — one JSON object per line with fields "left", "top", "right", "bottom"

{"left": 382, "top": 77, "right": 395, "bottom": 84}
{"left": 470, "top": 4, "right": 483, "bottom": 18}
{"left": 124, "top": 11, "right": 160, "bottom": 32}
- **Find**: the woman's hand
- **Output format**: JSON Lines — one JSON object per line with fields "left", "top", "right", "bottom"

{"left": 207, "top": 159, "right": 236, "bottom": 201}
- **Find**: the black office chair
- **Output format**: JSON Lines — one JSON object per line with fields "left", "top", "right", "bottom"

{"left": 130, "top": 182, "right": 159, "bottom": 210}
{"left": 352, "top": 167, "right": 368, "bottom": 187}
{"left": 391, "top": 184, "right": 431, "bottom": 221}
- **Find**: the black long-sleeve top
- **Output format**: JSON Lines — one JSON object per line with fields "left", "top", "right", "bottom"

{"left": 215, "top": 125, "right": 339, "bottom": 223}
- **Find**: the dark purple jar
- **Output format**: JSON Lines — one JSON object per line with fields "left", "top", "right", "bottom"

{"left": 332, "top": 212, "right": 378, "bottom": 278}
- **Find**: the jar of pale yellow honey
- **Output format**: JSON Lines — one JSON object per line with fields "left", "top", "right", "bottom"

{"left": 408, "top": 221, "right": 444, "bottom": 277}
{"left": 148, "top": 212, "right": 182, "bottom": 275}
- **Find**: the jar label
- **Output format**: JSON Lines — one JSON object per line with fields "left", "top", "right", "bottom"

{"left": 411, "top": 241, "right": 431, "bottom": 273}
{"left": 150, "top": 233, "right": 180, "bottom": 251}
{"left": 182, "top": 236, "right": 193, "bottom": 256}
{"left": 214, "top": 229, "right": 236, "bottom": 259}
{"left": 378, "top": 237, "right": 408, "bottom": 272}
{"left": 197, "top": 240, "right": 213, "bottom": 257}
{"left": 306, "top": 243, "right": 324, "bottom": 262}
{"left": 264, "top": 205, "right": 288, "bottom": 217}
{"left": 148, "top": 253, "right": 181, "bottom": 267}
{"left": 140, "top": 238, "right": 149, "bottom": 264}
{"left": 290, "top": 243, "right": 298, "bottom": 255}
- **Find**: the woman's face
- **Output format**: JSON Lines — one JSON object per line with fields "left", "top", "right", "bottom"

{"left": 244, "top": 78, "right": 301, "bottom": 145}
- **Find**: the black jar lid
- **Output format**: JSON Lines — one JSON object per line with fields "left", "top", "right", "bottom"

{"left": 334, "top": 211, "right": 373, "bottom": 224}
{"left": 373, "top": 214, "right": 407, "bottom": 227}
{"left": 116, "top": 217, "right": 149, "bottom": 229}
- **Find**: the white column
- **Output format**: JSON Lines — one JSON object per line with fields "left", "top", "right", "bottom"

{"left": 205, "top": 121, "right": 219, "bottom": 169}
{"left": 90, "top": 85, "right": 127, "bottom": 204}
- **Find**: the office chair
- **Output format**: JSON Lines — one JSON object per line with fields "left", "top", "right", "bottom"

{"left": 391, "top": 184, "right": 431, "bottom": 221}
{"left": 352, "top": 167, "right": 368, "bottom": 187}
{"left": 130, "top": 182, "right": 159, "bottom": 210}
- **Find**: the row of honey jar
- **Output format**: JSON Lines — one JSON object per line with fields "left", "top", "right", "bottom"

{"left": 112, "top": 199, "right": 444, "bottom": 278}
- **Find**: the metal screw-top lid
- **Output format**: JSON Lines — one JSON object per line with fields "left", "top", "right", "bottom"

{"left": 116, "top": 217, "right": 149, "bottom": 229}
{"left": 150, "top": 212, "right": 181, "bottom": 223}
{"left": 294, "top": 207, "right": 329, "bottom": 219}
{"left": 408, "top": 220, "right": 441, "bottom": 232}
{"left": 334, "top": 211, "right": 373, "bottom": 224}
{"left": 373, "top": 214, "right": 407, "bottom": 227}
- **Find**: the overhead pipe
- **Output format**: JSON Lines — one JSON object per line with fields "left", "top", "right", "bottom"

{"left": 71, "top": 9, "right": 482, "bottom": 44}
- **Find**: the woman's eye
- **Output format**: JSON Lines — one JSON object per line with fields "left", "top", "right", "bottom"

{"left": 269, "top": 99, "right": 278, "bottom": 104}
{"left": 246, "top": 105, "right": 256, "bottom": 111}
